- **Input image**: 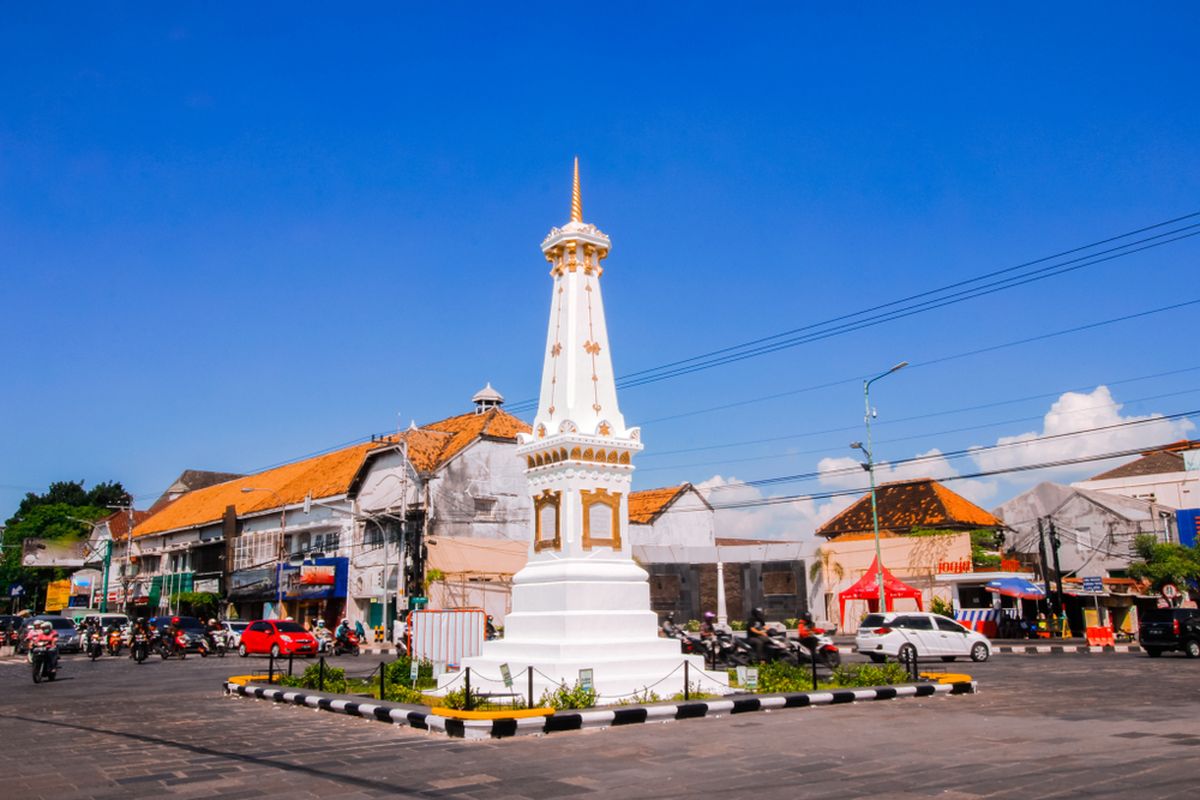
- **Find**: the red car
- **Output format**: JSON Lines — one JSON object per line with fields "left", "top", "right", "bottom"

{"left": 238, "top": 619, "right": 318, "bottom": 658}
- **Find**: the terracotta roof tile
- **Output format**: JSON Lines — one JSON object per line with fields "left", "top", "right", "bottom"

{"left": 1086, "top": 449, "right": 1187, "bottom": 481}
{"left": 629, "top": 484, "right": 691, "bottom": 525}
{"left": 816, "top": 478, "right": 1002, "bottom": 539}
{"left": 133, "top": 407, "right": 532, "bottom": 538}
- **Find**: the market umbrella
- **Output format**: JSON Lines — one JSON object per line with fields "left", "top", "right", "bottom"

{"left": 985, "top": 577, "right": 1047, "bottom": 600}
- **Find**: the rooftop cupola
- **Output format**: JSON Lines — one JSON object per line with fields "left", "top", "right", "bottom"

{"left": 472, "top": 382, "right": 505, "bottom": 413}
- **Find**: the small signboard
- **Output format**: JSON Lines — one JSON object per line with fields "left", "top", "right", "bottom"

{"left": 500, "top": 663, "right": 513, "bottom": 688}
{"left": 744, "top": 667, "right": 759, "bottom": 691}
{"left": 1081, "top": 576, "right": 1105, "bottom": 593}
{"left": 1162, "top": 583, "right": 1180, "bottom": 600}
{"left": 410, "top": 660, "right": 420, "bottom": 684}
{"left": 578, "top": 668, "right": 594, "bottom": 692}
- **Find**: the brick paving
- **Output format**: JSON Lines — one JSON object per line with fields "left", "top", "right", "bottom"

{"left": 0, "top": 649, "right": 1196, "bottom": 798}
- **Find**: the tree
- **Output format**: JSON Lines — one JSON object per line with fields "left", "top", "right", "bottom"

{"left": 1127, "top": 534, "right": 1200, "bottom": 595}
{"left": 2, "top": 478, "right": 130, "bottom": 611}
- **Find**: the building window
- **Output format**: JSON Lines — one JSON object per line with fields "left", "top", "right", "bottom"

{"left": 233, "top": 531, "right": 281, "bottom": 571}
{"left": 581, "top": 489, "right": 621, "bottom": 550}
{"left": 363, "top": 522, "right": 384, "bottom": 548}
{"left": 650, "top": 574, "right": 682, "bottom": 608}
{"left": 533, "top": 490, "right": 561, "bottom": 552}
{"left": 474, "top": 497, "right": 498, "bottom": 519}
{"left": 139, "top": 555, "right": 161, "bottom": 574}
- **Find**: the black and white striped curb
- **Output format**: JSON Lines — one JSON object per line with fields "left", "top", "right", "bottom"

{"left": 994, "top": 644, "right": 1141, "bottom": 654}
{"left": 225, "top": 680, "right": 977, "bottom": 740}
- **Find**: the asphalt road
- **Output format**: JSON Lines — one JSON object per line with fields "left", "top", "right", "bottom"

{"left": 0, "top": 648, "right": 1196, "bottom": 799}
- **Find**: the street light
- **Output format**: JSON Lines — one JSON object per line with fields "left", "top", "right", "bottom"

{"left": 853, "top": 360, "right": 908, "bottom": 614}
{"left": 242, "top": 487, "right": 288, "bottom": 619}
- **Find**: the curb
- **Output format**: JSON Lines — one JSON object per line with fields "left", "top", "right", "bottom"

{"left": 224, "top": 679, "right": 977, "bottom": 740}
{"left": 994, "top": 644, "right": 1142, "bottom": 654}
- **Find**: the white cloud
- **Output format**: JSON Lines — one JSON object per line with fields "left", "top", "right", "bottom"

{"left": 696, "top": 475, "right": 831, "bottom": 542}
{"left": 816, "top": 449, "right": 998, "bottom": 507}
{"left": 969, "top": 386, "right": 1194, "bottom": 481}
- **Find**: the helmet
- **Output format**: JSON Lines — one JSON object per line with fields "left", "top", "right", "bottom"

{"left": 171, "top": 617, "right": 180, "bottom": 625}
{"left": 703, "top": 611, "right": 716, "bottom": 622}
{"left": 209, "top": 619, "right": 217, "bottom": 625}
{"left": 800, "top": 612, "right": 814, "bottom": 625}
{"left": 40, "top": 620, "right": 52, "bottom": 631}
{"left": 752, "top": 607, "right": 765, "bottom": 623}
{"left": 316, "top": 620, "right": 326, "bottom": 628}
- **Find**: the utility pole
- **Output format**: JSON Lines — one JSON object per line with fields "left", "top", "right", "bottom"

{"left": 1036, "top": 518, "right": 1051, "bottom": 602}
{"left": 1047, "top": 518, "right": 1066, "bottom": 629}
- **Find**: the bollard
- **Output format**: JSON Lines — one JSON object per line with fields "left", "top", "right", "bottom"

{"left": 318, "top": 656, "right": 326, "bottom": 692}
{"left": 527, "top": 667, "right": 534, "bottom": 709}
{"left": 811, "top": 651, "right": 818, "bottom": 691}
{"left": 288, "top": 653, "right": 294, "bottom": 677}
{"left": 464, "top": 667, "right": 472, "bottom": 711}
{"left": 684, "top": 660, "right": 690, "bottom": 701}
{"left": 268, "top": 653, "right": 275, "bottom": 684}
{"left": 379, "top": 660, "right": 386, "bottom": 700}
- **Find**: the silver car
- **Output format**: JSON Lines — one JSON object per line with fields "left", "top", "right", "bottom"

{"left": 19, "top": 616, "right": 83, "bottom": 653}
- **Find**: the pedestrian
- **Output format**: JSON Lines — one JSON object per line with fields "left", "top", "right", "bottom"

{"left": 354, "top": 618, "right": 366, "bottom": 644}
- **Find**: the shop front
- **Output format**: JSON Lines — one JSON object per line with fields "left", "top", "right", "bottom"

{"left": 227, "top": 567, "right": 276, "bottom": 621}
{"left": 278, "top": 557, "right": 348, "bottom": 629}
{"left": 937, "top": 571, "right": 1044, "bottom": 638}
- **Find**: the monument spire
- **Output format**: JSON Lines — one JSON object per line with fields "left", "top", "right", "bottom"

{"left": 571, "top": 156, "right": 582, "bottom": 223}
{"left": 455, "top": 162, "right": 725, "bottom": 701}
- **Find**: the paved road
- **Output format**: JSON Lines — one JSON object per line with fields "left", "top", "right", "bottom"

{"left": 0, "top": 649, "right": 1196, "bottom": 799}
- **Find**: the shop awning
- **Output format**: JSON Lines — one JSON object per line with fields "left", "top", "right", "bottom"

{"left": 838, "top": 557, "right": 923, "bottom": 622}
{"left": 985, "top": 577, "right": 1046, "bottom": 600}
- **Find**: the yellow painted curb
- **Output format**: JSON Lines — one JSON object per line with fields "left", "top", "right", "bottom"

{"left": 227, "top": 675, "right": 279, "bottom": 686}
{"left": 431, "top": 707, "right": 555, "bottom": 720}
{"left": 920, "top": 672, "right": 973, "bottom": 684}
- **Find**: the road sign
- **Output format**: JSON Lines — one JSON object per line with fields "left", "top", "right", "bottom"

{"left": 578, "top": 668, "right": 593, "bottom": 692}
{"left": 9, "top": 584, "right": 24, "bottom": 597}
{"left": 500, "top": 663, "right": 513, "bottom": 688}
{"left": 1162, "top": 583, "right": 1180, "bottom": 599}
{"left": 410, "top": 660, "right": 420, "bottom": 684}
{"left": 1081, "top": 576, "right": 1104, "bottom": 593}
{"left": 744, "top": 667, "right": 759, "bottom": 691}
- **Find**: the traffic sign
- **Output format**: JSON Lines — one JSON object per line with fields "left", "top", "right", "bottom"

{"left": 9, "top": 584, "right": 24, "bottom": 597}
{"left": 1081, "top": 576, "right": 1104, "bottom": 593}
{"left": 1162, "top": 583, "right": 1180, "bottom": 599}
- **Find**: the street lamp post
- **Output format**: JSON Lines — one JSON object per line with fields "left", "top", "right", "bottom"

{"left": 851, "top": 361, "right": 908, "bottom": 614}
{"left": 241, "top": 487, "right": 287, "bottom": 619}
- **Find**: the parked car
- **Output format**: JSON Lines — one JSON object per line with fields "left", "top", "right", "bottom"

{"left": 238, "top": 619, "right": 318, "bottom": 658}
{"left": 221, "top": 620, "right": 250, "bottom": 648}
{"left": 1139, "top": 608, "right": 1200, "bottom": 658}
{"left": 856, "top": 611, "right": 991, "bottom": 663}
{"left": 147, "top": 616, "right": 209, "bottom": 652}
{"left": 17, "top": 615, "right": 83, "bottom": 654}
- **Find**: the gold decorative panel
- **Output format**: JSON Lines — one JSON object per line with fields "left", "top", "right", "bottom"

{"left": 533, "top": 490, "right": 562, "bottom": 552}
{"left": 581, "top": 488, "right": 621, "bottom": 550}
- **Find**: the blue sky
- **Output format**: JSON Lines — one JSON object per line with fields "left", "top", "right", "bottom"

{"left": 2, "top": 5, "right": 1197, "bottom": 534}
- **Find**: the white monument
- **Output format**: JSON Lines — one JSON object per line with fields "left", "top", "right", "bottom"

{"left": 456, "top": 160, "right": 726, "bottom": 701}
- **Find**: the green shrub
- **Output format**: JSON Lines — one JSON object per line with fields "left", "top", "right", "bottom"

{"left": 729, "top": 619, "right": 746, "bottom": 631}
{"left": 440, "top": 686, "right": 484, "bottom": 710}
{"left": 539, "top": 680, "right": 598, "bottom": 710}
{"left": 783, "top": 617, "right": 799, "bottom": 630}
{"left": 384, "top": 683, "right": 430, "bottom": 705}
{"left": 829, "top": 661, "right": 909, "bottom": 687}
{"left": 278, "top": 662, "right": 347, "bottom": 694}
{"left": 683, "top": 618, "right": 702, "bottom": 632}
{"left": 384, "top": 656, "right": 436, "bottom": 689}
{"left": 930, "top": 597, "right": 955, "bottom": 618}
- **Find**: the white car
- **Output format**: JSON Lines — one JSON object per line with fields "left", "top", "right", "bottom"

{"left": 855, "top": 612, "right": 991, "bottom": 664}
{"left": 221, "top": 620, "right": 250, "bottom": 647}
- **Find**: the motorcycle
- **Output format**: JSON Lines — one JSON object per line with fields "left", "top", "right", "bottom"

{"left": 132, "top": 631, "right": 150, "bottom": 664}
{"left": 796, "top": 628, "right": 841, "bottom": 669}
{"left": 333, "top": 630, "right": 360, "bottom": 657}
{"left": 314, "top": 629, "right": 333, "bottom": 655}
{"left": 205, "top": 630, "right": 227, "bottom": 658}
{"left": 30, "top": 643, "right": 58, "bottom": 683}
{"left": 85, "top": 629, "right": 104, "bottom": 661}
{"left": 107, "top": 628, "right": 124, "bottom": 656}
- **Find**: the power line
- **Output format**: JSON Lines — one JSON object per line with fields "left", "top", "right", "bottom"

{"left": 639, "top": 387, "right": 1200, "bottom": 475}
{"left": 699, "top": 438, "right": 1192, "bottom": 514}
{"left": 641, "top": 367, "right": 1200, "bottom": 459}
{"left": 638, "top": 298, "right": 1200, "bottom": 426}
{"left": 504, "top": 212, "right": 1200, "bottom": 410}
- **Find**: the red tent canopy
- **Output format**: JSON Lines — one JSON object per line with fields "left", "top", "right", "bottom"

{"left": 839, "top": 558, "right": 924, "bottom": 626}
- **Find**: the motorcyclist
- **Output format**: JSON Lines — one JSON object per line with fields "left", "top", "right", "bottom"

{"left": 745, "top": 607, "right": 770, "bottom": 662}
{"left": 334, "top": 618, "right": 351, "bottom": 645}
{"left": 31, "top": 620, "right": 60, "bottom": 672}
{"left": 130, "top": 617, "right": 150, "bottom": 659}
{"left": 168, "top": 616, "right": 187, "bottom": 657}
{"left": 699, "top": 611, "right": 718, "bottom": 640}
{"left": 795, "top": 612, "right": 821, "bottom": 662}
{"left": 206, "top": 618, "right": 223, "bottom": 649}
{"left": 354, "top": 618, "right": 367, "bottom": 644}
{"left": 82, "top": 617, "right": 101, "bottom": 650}
{"left": 313, "top": 619, "right": 332, "bottom": 652}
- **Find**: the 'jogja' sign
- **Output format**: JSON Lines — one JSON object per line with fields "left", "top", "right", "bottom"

{"left": 938, "top": 559, "right": 972, "bottom": 574}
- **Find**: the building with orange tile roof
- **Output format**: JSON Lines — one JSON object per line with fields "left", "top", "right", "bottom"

{"left": 627, "top": 483, "right": 716, "bottom": 547}
{"left": 815, "top": 478, "right": 1003, "bottom": 540}
{"left": 125, "top": 389, "right": 532, "bottom": 628}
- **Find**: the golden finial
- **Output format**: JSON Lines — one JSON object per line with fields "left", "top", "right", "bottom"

{"left": 570, "top": 156, "right": 582, "bottom": 223}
